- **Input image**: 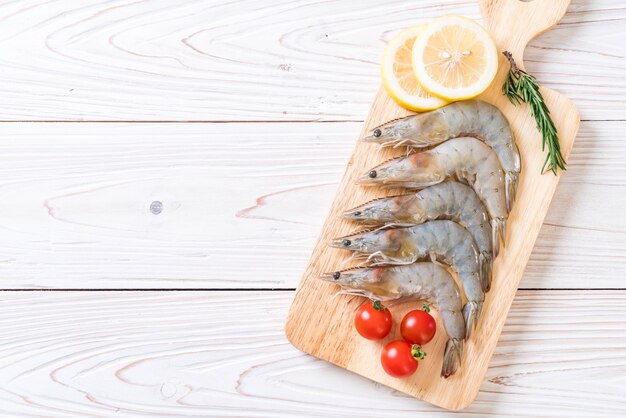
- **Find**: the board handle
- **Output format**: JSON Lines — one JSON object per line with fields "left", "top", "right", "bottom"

{"left": 479, "top": 0, "right": 570, "bottom": 68}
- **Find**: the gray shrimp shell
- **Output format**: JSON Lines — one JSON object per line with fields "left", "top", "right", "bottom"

{"left": 362, "top": 100, "right": 520, "bottom": 210}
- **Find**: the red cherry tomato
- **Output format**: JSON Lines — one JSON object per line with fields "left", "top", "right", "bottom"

{"left": 380, "top": 340, "right": 426, "bottom": 378}
{"left": 354, "top": 300, "right": 392, "bottom": 340}
{"left": 401, "top": 305, "right": 436, "bottom": 345}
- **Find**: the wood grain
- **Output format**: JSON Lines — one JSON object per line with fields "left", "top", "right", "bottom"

{"left": 0, "top": 0, "right": 621, "bottom": 415}
{"left": 286, "top": 0, "right": 582, "bottom": 409}
{"left": 0, "top": 121, "right": 623, "bottom": 289}
{"left": 0, "top": 122, "right": 358, "bottom": 289}
{"left": 0, "top": 290, "right": 623, "bottom": 418}
{"left": 0, "top": 0, "right": 622, "bottom": 121}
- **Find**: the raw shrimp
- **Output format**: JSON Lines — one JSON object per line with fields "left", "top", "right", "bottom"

{"left": 342, "top": 181, "right": 493, "bottom": 290}
{"left": 361, "top": 100, "right": 520, "bottom": 211}
{"left": 330, "top": 220, "right": 484, "bottom": 337}
{"left": 321, "top": 262, "right": 464, "bottom": 377}
{"left": 357, "top": 137, "right": 507, "bottom": 256}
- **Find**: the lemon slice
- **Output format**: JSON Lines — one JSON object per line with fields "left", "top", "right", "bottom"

{"left": 412, "top": 15, "right": 498, "bottom": 101}
{"left": 381, "top": 25, "right": 449, "bottom": 111}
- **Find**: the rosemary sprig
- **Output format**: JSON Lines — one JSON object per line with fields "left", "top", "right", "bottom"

{"left": 502, "top": 51, "right": 566, "bottom": 175}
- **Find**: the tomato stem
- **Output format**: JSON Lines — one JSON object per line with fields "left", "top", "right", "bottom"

{"left": 422, "top": 303, "right": 431, "bottom": 313}
{"left": 371, "top": 300, "right": 385, "bottom": 311}
{"left": 411, "top": 345, "right": 426, "bottom": 361}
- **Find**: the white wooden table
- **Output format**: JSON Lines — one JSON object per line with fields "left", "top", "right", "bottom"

{"left": 0, "top": 1, "right": 624, "bottom": 416}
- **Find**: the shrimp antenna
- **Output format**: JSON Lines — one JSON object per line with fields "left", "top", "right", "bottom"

{"left": 370, "top": 115, "right": 410, "bottom": 131}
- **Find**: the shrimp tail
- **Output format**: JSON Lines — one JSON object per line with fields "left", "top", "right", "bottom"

{"left": 479, "top": 251, "right": 492, "bottom": 292}
{"left": 441, "top": 338, "right": 463, "bottom": 378}
{"left": 491, "top": 217, "right": 506, "bottom": 257}
{"left": 462, "top": 301, "right": 482, "bottom": 340}
{"left": 505, "top": 172, "right": 518, "bottom": 213}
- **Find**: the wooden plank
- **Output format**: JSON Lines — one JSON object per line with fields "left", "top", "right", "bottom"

{"left": 0, "top": 290, "right": 623, "bottom": 417}
{"left": 0, "top": 121, "right": 357, "bottom": 289}
{"left": 0, "top": 121, "right": 623, "bottom": 289}
{"left": 0, "top": 0, "right": 622, "bottom": 121}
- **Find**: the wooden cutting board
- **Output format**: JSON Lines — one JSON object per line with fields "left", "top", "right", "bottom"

{"left": 285, "top": 0, "right": 579, "bottom": 410}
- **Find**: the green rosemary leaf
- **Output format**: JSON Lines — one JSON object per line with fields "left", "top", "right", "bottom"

{"left": 502, "top": 51, "right": 566, "bottom": 175}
